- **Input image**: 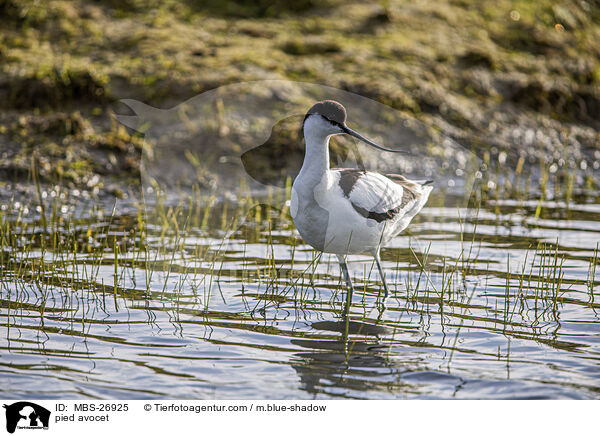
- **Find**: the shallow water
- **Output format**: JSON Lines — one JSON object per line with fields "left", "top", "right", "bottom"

{"left": 1, "top": 191, "right": 600, "bottom": 400}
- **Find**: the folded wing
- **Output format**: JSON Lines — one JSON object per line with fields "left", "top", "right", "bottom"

{"left": 335, "top": 170, "right": 422, "bottom": 223}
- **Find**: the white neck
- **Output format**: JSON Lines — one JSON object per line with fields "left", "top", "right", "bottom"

{"left": 297, "top": 117, "right": 332, "bottom": 188}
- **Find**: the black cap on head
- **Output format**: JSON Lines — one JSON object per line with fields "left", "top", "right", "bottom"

{"left": 302, "top": 99, "right": 409, "bottom": 153}
{"left": 305, "top": 100, "right": 347, "bottom": 125}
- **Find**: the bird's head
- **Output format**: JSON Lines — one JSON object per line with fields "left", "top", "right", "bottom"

{"left": 303, "top": 100, "right": 408, "bottom": 153}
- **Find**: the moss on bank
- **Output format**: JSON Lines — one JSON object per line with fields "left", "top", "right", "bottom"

{"left": 0, "top": 0, "right": 599, "bottom": 196}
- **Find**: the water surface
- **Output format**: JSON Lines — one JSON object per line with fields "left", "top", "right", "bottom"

{"left": 1, "top": 191, "right": 600, "bottom": 399}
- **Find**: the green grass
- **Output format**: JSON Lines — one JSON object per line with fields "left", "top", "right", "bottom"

{"left": 1, "top": 168, "right": 599, "bottom": 341}
{"left": 1, "top": 0, "right": 599, "bottom": 198}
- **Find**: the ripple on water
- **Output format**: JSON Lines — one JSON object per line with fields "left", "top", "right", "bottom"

{"left": 2, "top": 195, "right": 600, "bottom": 399}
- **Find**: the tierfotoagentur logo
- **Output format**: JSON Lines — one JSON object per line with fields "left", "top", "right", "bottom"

{"left": 116, "top": 80, "right": 478, "bottom": 302}
{"left": 3, "top": 402, "right": 50, "bottom": 434}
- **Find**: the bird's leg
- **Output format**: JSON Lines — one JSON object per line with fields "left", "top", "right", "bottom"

{"left": 374, "top": 252, "right": 389, "bottom": 300}
{"left": 337, "top": 255, "right": 354, "bottom": 312}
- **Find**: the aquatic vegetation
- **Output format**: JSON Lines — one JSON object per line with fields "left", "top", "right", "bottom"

{"left": 1, "top": 0, "right": 599, "bottom": 199}
{"left": 1, "top": 173, "right": 600, "bottom": 398}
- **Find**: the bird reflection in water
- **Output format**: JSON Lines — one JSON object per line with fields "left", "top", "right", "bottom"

{"left": 290, "top": 299, "right": 420, "bottom": 398}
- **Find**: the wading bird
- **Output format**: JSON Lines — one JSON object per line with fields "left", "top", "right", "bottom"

{"left": 290, "top": 100, "right": 432, "bottom": 306}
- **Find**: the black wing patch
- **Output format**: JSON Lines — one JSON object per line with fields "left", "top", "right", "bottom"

{"left": 386, "top": 174, "right": 422, "bottom": 208}
{"left": 338, "top": 169, "right": 366, "bottom": 197}
{"left": 350, "top": 202, "right": 401, "bottom": 223}
{"left": 401, "top": 186, "right": 416, "bottom": 208}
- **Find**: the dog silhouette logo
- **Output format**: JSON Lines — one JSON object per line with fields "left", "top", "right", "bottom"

{"left": 3, "top": 402, "right": 50, "bottom": 433}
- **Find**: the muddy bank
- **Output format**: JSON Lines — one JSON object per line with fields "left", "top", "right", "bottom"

{"left": 1, "top": 0, "right": 599, "bottom": 203}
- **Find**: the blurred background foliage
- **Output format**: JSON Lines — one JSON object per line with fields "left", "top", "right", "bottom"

{"left": 0, "top": 0, "right": 599, "bottom": 193}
